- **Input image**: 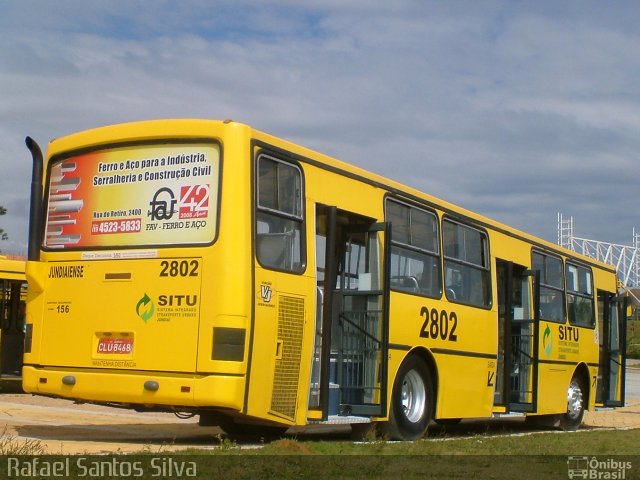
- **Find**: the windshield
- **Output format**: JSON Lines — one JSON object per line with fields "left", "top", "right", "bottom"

{"left": 44, "top": 141, "right": 220, "bottom": 249}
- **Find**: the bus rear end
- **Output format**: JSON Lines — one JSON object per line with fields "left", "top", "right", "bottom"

{"left": 23, "top": 120, "right": 248, "bottom": 411}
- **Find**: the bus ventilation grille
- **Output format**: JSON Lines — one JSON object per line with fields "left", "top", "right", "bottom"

{"left": 270, "top": 295, "right": 304, "bottom": 421}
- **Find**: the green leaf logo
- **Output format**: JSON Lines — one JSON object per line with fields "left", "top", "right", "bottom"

{"left": 543, "top": 325, "right": 553, "bottom": 357}
{"left": 136, "top": 294, "right": 155, "bottom": 323}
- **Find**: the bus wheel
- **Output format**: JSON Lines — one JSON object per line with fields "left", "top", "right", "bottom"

{"left": 559, "top": 377, "right": 585, "bottom": 431}
{"left": 380, "top": 355, "right": 433, "bottom": 441}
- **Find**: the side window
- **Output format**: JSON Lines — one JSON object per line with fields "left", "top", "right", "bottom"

{"left": 443, "top": 219, "right": 491, "bottom": 307}
{"left": 385, "top": 199, "right": 441, "bottom": 297}
{"left": 256, "top": 155, "right": 304, "bottom": 272}
{"left": 566, "top": 263, "right": 595, "bottom": 328}
{"left": 532, "top": 251, "right": 565, "bottom": 323}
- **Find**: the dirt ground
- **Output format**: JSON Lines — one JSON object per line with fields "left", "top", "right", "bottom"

{"left": 1, "top": 366, "right": 638, "bottom": 454}
{"left": 0, "top": 394, "right": 218, "bottom": 454}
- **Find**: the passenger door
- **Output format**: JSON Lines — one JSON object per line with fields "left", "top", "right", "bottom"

{"left": 309, "top": 205, "right": 390, "bottom": 419}
{"left": 495, "top": 260, "right": 539, "bottom": 412}
{"left": 0, "top": 280, "right": 25, "bottom": 380}
{"left": 596, "top": 292, "right": 626, "bottom": 407}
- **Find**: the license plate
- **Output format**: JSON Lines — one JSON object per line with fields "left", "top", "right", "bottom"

{"left": 97, "top": 337, "right": 133, "bottom": 354}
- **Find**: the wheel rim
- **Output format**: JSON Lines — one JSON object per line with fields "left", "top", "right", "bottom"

{"left": 401, "top": 369, "right": 426, "bottom": 423}
{"left": 566, "top": 380, "right": 583, "bottom": 420}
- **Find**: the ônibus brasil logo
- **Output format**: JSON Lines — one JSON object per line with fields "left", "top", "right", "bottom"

{"left": 136, "top": 294, "right": 155, "bottom": 323}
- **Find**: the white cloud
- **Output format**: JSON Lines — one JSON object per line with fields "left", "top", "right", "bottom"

{"left": 1, "top": 0, "right": 639, "bottom": 255}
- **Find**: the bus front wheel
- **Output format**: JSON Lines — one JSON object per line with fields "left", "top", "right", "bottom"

{"left": 559, "top": 376, "right": 586, "bottom": 431}
{"left": 380, "top": 355, "right": 433, "bottom": 441}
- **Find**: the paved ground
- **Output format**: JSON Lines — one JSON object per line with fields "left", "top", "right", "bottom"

{"left": 0, "top": 365, "right": 638, "bottom": 454}
{"left": 0, "top": 395, "right": 218, "bottom": 454}
{"left": 583, "top": 361, "right": 640, "bottom": 430}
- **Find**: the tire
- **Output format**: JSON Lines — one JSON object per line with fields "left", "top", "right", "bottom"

{"left": 559, "top": 376, "right": 586, "bottom": 431}
{"left": 380, "top": 355, "right": 433, "bottom": 440}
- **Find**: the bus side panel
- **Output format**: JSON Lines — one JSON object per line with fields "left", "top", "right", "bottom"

{"left": 433, "top": 302, "right": 497, "bottom": 419}
{"left": 245, "top": 267, "right": 316, "bottom": 425}
{"left": 537, "top": 320, "right": 599, "bottom": 414}
{"left": 23, "top": 261, "right": 45, "bottom": 371}
{"left": 535, "top": 363, "right": 570, "bottom": 414}
{"left": 435, "top": 353, "right": 496, "bottom": 419}
{"left": 195, "top": 128, "right": 252, "bottom": 382}
{"left": 388, "top": 293, "right": 497, "bottom": 420}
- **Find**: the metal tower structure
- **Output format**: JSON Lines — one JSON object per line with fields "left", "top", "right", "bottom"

{"left": 558, "top": 213, "right": 640, "bottom": 288}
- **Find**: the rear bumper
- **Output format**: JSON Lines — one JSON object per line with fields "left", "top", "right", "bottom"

{"left": 22, "top": 365, "right": 245, "bottom": 411}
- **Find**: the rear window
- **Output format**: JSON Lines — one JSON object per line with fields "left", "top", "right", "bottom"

{"left": 44, "top": 141, "right": 220, "bottom": 249}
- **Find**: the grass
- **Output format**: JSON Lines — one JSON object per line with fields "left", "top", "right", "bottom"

{"left": 0, "top": 425, "right": 636, "bottom": 479}
{"left": 0, "top": 426, "right": 45, "bottom": 455}
{"left": 184, "top": 427, "right": 640, "bottom": 456}
{"left": 163, "top": 429, "right": 640, "bottom": 479}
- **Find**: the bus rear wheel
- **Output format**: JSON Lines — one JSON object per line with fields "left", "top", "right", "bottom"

{"left": 559, "top": 376, "right": 586, "bottom": 431}
{"left": 380, "top": 355, "right": 433, "bottom": 441}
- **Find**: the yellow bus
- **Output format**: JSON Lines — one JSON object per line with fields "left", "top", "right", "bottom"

{"left": 0, "top": 256, "right": 27, "bottom": 392}
{"left": 22, "top": 120, "right": 625, "bottom": 439}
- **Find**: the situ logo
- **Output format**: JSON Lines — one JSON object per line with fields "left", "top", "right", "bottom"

{"left": 567, "top": 456, "right": 632, "bottom": 479}
{"left": 135, "top": 293, "right": 198, "bottom": 323}
{"left": 158, "top": 294, "right": 198, "bottom": 306}
{"left": 136, "top": 294, "right": 155, "bottom": 323}
{"left": 543, "top": 325, "right": 553, "bottom": 357}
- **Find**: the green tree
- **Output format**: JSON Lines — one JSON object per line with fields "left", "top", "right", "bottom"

{"left": 0, "top": 206, "right": 8, "bottom": 240}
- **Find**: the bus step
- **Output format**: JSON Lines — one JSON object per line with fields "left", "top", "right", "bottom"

{"left": 492, "top": 412, "right": 525, "bottom": 419}
{"left": 310, "top": 415, "right": 371, "bottom": 425}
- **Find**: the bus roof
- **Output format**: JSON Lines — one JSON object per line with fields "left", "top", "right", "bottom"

{"left": 45, "top": 118, "right": 616, "bottom": 274}
{"left": 250, "top": 123, "right": 616, "bottom": 274}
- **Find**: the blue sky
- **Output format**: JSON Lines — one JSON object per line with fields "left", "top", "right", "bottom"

{"left": 1, "top": 0, "right": 639, "bottom": 255}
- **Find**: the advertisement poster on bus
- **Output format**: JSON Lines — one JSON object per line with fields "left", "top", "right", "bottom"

{"left": 44, "top": 142, "right": 220, "bottom": 249}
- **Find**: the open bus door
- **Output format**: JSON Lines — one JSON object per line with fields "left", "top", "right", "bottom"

{"left": 0, "top": 279, "right": 26, "bottom": 391}
{"left": 310, "top": 205, "right": 390, "bottom": 420}
{"left": 596, "top": 292, "right": 626, "bottom": 407}
{"left": 495, "top": 260, "right": 539, "bottom": 412}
